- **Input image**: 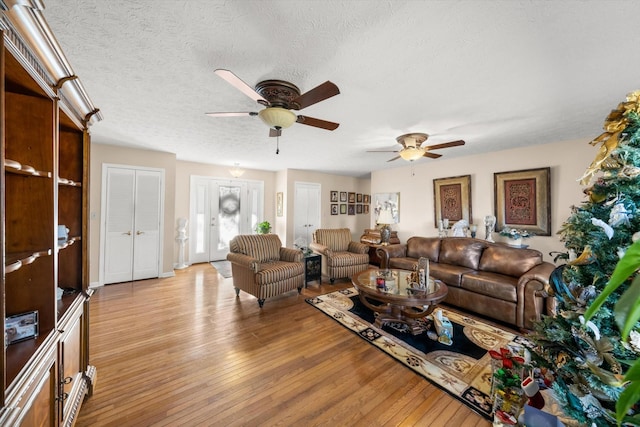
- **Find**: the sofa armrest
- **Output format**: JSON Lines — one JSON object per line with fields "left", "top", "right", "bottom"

{"left": 518, "top": 262, "right": 555, "bottom": 289}
{"left": 517, "top": 262, "right": 555, "bottom": 328}
{"left": 376, "top": 244, "right": 407, "bottom": 269}
{"left": 348, "top": 241, "right": 369, "bottom": 254}
{"left": 280, "top": 247, "right": 303, "bottom": 262}
{"left": 227, "top": 252, "right": 259, "bottom": 273}
{"left": 309, "top": 242, "right": 333, "bottom": 257}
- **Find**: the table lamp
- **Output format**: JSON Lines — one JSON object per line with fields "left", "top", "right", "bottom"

{"left": 377, "top": 208, "right": 395, "bottom": 245}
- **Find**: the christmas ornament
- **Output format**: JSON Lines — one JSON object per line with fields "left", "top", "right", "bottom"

{"left": 608, "top": 202, "right": 632, "bottom": 227}
{"left": 591, "top": 218, "right": 614, "bottom": 239}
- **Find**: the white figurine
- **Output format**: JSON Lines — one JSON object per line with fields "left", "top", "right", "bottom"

{"left": 451, "top": 219, "right": 468, "bottom": 237}
{"left": 484, "top": 215, "right": 496, "bottom": 242}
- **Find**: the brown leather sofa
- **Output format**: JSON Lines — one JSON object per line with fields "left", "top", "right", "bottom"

{"left": 377, "top": 237, "right": 555, "bottom": 330}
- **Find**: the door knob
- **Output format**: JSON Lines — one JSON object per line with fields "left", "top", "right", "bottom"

{"left": 136, "top": 231, "right": 144, "bottom": 235}
{"left": 123, "top": 231, "right": 132, "bottom": 235}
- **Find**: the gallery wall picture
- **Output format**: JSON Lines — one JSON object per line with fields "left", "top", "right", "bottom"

{"left": 363, "top": 194, "right": 370, "bottom": 204}
{"left": 348, "top": 192, "right": 356, "bottom": 203}
{"left": 340, "top": 204, "right": 347, "bottom": 214}
{"left": 356, "top": 193, "right": 363, "bottom": 203}
{"left": 373, "top": 192, "right": 400, "bottom": 223}
{"left": 356, "top": 204, "right": 363, "bottom": 214}
{"left": 330, "top": 191, "right": 338, "bottom": 202}
{"left": 348, "top": 204, "right": 355, "bottom": 215}
{"left": 433, "top": 175, "right": 471, "bottom": 228}
{"left": 494, "top": 167, "right": 551, "bottom": 236}
{"left": 331, "top": 204, "right": 338, "bottom": 215}
{"left": 340, "top": 192, "right": 347, "bottom": 202}
{"left": 363, "top": 204, "right": 369, "bottom": 214}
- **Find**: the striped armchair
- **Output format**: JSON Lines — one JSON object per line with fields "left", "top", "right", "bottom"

{"left": 309, "top": 228, "right": 370, "bottom": 283}
{"left": 227, "top": 234, "right": 304, "bottom": 307}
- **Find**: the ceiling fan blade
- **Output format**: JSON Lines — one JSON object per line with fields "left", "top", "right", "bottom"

{"left": 424, "top": 140, "right": 465, "bottom": 150}
{"left": 291, "top": 81, "right": 340, "bottom": 110}
{"left": 205, "top": 112, "right": 258, "bottom": 117}
{"left": 214, "top": 69, "right": 268, "bottom": 105}
{"left": 387, "top": 156, "right": 401, "bottom": 162}
{"left": 296, "top": 115, "right": 339, "bottom": 130}
{"left": 269, "top": 128, "right": 282, "bottom": 137}
{"left": 423, "top": 152, "right": 443, "bottom": 159}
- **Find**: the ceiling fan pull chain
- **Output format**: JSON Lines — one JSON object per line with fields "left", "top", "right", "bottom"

{"left": 276, "top": 135, "right": 280, "bottom": 154}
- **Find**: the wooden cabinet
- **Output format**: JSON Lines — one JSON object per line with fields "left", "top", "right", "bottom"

{"left": 0, "top": 2, "right": 101, "bottom": 426}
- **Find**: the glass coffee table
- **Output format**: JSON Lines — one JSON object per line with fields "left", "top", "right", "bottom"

{"left": 352, "top": 268, "right": 448, "bottom": 335}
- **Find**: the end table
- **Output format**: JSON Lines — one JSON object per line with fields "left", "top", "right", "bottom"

{"left": 304, "top": 253, "right": 322, "bottom": 287}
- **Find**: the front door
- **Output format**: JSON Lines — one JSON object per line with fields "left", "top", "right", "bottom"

{"left": 294, "top": 182, "right": 321, "bottom": 248}
{"left": 190, "top": 176, "right": 264, "bottom": 263}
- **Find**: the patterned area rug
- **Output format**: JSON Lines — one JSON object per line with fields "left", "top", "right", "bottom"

{"left": 305, "top": 287, "right": 526, "bottom": 420}
{"left": 210, "top": 260, "right": 232, "bottom": 278}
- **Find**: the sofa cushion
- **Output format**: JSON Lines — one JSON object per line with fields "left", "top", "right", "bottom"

{"left": 438, "top": 238, "right": 487, "bottom": 269}
{"left": 230, "top": 234, "right": 281, "bottom": 262}
{"left": 255, "top": 260, "right": 305, "bottom": 285}
{"left": 406, "top": 237, "right": 441, "bottom": 262}
{"left": 388, "top": 257, "right": 420, "bottom": 271}
{"left": 478, "top": 245, "right": 542, "bottom": 277}
{"left": 429, "top": 262, "right": 475, "bottom": 287}
{"left": 328, "top": 251, "right": 369, "bottom": 267}
{"left": 461, "top": 271, "right": 518, "bottom": 302}
{"left": 314, "top": 228, "right": 351, "bottom": 252}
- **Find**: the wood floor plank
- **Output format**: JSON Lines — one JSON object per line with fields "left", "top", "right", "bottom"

{"left": 76, "top": 263, "right": 491, "bottom": 426}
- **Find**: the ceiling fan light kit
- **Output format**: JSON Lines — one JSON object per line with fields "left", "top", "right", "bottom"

{"left": 258, "top": 107, "right": 297, "bottom": 129}
{"left": 399, "top": 146, "right": 426, "bottom": 161}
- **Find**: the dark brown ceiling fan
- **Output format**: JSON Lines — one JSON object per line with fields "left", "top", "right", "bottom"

{"left": 367, "top": 133, "right": 465, "bottom": 162}
{"left": 206, "top": 69, "right": 340, "bottom": 137}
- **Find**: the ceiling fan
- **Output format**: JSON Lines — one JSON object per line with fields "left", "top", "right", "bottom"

{"left": 368, "top": 133, "right": 465, "bottom": 162}
{"left": 206, "top": 69, "right": 340, "bottom": 137}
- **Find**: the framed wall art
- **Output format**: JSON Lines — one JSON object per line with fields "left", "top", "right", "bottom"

{"left": 340, "top": 192, "right": 347, "bottom": 202}
{"left": 494, "top": 167, "right": 551, "bottom": 236}
{"left": 374, "top": 192, "right": 400, "bottom": 223}
{"left": 356, "top": 204, "right": 363, "bottom": 214}
{"left": 330, "top": 190, "right": 338, "bottom": 202}
{"left": 348, "top": 204, "right": 355, "bottom": 215}
{"left": 363, "top": 194, "right": 370, "bottom": 204}
{"left": 331, "top": 204, "right": 338, "bottom": 215}
{"left": 433, "top": 175, "right": 472, "bottom": 227}
{"left": 340, "top": 204, "right": 347, "bottom": 214}
{"left": 356, "top": 193, "right": 363, "bottom": 203}
{"left": 363, "top": 204, "right": 369, "bottom": 214}
{"left": 276, "top": 192, "right": 284, "bottom": 217}
{"left": 348, "top": 192, "right": 356, "bottom": 203}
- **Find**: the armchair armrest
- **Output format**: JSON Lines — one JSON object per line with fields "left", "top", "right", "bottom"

{"left": 376, "top": 244, "right": 407, "bottom": 269}
{"left": 280, "top": 247, "right": 303, "bottom": 262}
{"left": 309, "top": 242, "right": 332, "bottom": 257}
{"left": 227, "top": 252, "right": 259, "bottom": 273}
{"left": 518, "top": 262, "right": 555, "bottom": 289}
{"left": 348, "top": 241, "right": 369, "bottom": 254}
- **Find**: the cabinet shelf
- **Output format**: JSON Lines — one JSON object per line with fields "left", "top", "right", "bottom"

{"left": 57, "top": 236, "right": 81, "bottom": 251}
{"left": 57, "top": 177, "right": 82, "bottom": 187}
{"left": 5, "top": 249, "right": 52, "bottom": 274}
{"left": 4, "top": 158, "right": 52, "bottom": 178}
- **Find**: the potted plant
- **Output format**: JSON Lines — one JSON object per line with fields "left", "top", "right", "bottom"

{"left": 498, "top": 227, "right": 533, "bottom": 247}
{"left": 255, "top": 221, "right": 271, "bottom": 234}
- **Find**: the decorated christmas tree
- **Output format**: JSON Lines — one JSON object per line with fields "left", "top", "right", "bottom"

{"left": 529, "top": 91, "right": 640, "bottom": 426}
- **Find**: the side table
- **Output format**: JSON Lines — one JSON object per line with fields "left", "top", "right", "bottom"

{"left": 304, "top": 254, "right": 322, "bottom": 287}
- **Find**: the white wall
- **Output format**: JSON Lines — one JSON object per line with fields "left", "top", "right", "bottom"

{"left": 371, "top": 138, "right": 596, "bottom": 262}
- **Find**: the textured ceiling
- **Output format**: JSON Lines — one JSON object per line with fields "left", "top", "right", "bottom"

{"left": 43, "top": 0, "right": 640, "bottom": 178}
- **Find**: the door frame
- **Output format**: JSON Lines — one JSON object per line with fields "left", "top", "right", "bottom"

{"left": 98, "top": 163, "right": 165, "bottom": 286}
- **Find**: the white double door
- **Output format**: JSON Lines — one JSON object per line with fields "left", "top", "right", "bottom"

{"left": 189, "top": 176, "right": 263, "bottom": 263}
{"left": 293, "top": 182, "right": 321, "bottom": 248}
{"left": 102, "top": 165, "right": 163, "bottom": 284}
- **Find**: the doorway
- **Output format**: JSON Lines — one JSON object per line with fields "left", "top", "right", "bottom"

{"left": 189, "top": 176, "right": 264, "bottom": 264}
{"left": 100, "top": 165, "right": 164, "bottom": 285}
{"left": 294, "top": 182, "right": 321, "bottom": 248}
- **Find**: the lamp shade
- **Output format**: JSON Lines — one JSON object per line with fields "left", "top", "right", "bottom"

{"left": 229, "top": 163, "right": 245, "bottom": 178}
{"left": 399, "top": 147, "right": 425, "bottom": 161}
{"left": 377, "top": 208, "right": 395, "bottom": 225}
{"left": 258, "top": 107, "right": 297, "bottom": 129}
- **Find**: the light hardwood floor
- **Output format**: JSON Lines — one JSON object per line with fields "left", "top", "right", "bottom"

{"left": 76, "top": 263, "right": 491, "bottom": 427}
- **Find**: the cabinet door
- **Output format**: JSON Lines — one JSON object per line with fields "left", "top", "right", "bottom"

{"left": 16, "top": 355, "right": 57, "bottom": 427}
{"left": 60, "top": 315, "right": 82, "bottom": 426}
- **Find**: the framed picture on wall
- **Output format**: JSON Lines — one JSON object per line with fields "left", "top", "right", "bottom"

{"left": 356, "top": 193, "right": 363, "bottom": 203}
{"left": 373, "top": 192, "right": 400, "bottom": 223}
{"left": 340, "top": 204, "right": 347, "bottom": 214}
{"left": 276, "top": 192, "right": 283, "bottom": 217}
{"left": 363, "top": 204, "right": 369, "bottom": 214}
{"left": 356, "top": 204, "right": 363, "bottom": 214}
{"left": 331, "top": 204, "right": 338, "bottom": 215}
{"left": 433, "top": 175, "right": 472, "bottom": 228}
{"left": 340, "top": 192, "right": 348, "bottom": 202}
{"left": 494, "top": 167, "right": 551, "bottom": 236}
{"left": 348, "top": 192, "right": 356, "bottom": 203}
{"left": 330, "top": 190, "right": 338, "bottom": 202}
{"left": 348, "top": 204, "right": 355, "bottom": 215}
{"left": 363, "top": 194, "right": 370, "bottom": 204}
